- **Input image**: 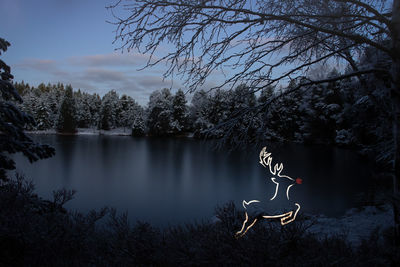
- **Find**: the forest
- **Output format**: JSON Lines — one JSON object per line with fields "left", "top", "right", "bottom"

{"left": 14, "top": 52, "right": 392, "bottom": 168}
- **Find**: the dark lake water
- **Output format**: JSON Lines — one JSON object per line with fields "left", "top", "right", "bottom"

{"left": 13, "top": 135, "right": 373, "bottom": 227}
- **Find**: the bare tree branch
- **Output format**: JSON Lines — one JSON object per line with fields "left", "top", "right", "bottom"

{"left": 108, "top": 0, "right": 392, "bottom": 93}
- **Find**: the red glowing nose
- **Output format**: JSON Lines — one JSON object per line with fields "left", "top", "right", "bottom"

{"left": 296, "top": 178, "right": 302, "bottom": 184}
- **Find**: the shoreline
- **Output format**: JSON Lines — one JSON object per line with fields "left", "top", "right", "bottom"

{"left": 25, "top": 128, "right": 195, "bottom": 138}
{"left": 26, "top": 128, "right": 135, "bottom": 136}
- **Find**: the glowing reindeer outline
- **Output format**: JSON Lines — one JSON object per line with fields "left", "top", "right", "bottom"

{"left": 235, "top": 147, "right": 302, "bottom": 238}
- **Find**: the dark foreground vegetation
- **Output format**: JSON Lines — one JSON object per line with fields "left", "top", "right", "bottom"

{"left": 0, "top": 174, "right": 398, "bottom": 267}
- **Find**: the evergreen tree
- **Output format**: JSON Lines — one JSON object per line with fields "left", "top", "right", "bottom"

{"left": 119, "top": 94, "right": 137, "bottom": 130}
{"left": 258, "top": 86, "right": 274, "bottom": 105}
{"left": 56, "top": 85, "right": 77, "bottom": 133}
{"left": 259, "top": 81, "right": 304, "bottom": 142}
{"left": 132, "top": 106, "right": 146, "bottom": 137}
{"left": 206, "top": 89, "right": 231, "bottom": 138}
{"left": 89, "top": 94, "right": 101, "bottom": 128}
{"left": 13, "top": 81, "right": 30, "bottom": 96}
{"left": 35, "top": 99, "right": 51, "bottom": 130}
{"left": 147, "top": 88, "right": 173, "bottom": 136}
{"left": 0, "top": 38, "right": 54, "bottom": 180}
{"left": 99, "top": 90, "right": 119, "bottom": 130}
{"left": 47, "top": 84, "right": 64, "bottom": 128}
{"left": 190, "top": 89, "right": 212, "bottom": 138}
{"left": 100, "top": 103, "right": 111, "bottom": 130}
{"left": 171, "top": 89, "right": 188, "bottom": 134}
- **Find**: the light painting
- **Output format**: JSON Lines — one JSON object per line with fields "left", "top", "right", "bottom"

{"left": 235, "top": 147, "right": 303, "bottom": 238}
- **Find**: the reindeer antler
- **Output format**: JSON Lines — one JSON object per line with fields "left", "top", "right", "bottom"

{"left": 259, "top": 147, "right": 271, "bottom": 168}
{"left": 259, "top": 147, "right": 294, "bottom": 181}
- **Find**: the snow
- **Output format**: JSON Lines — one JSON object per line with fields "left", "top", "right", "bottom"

{"left": 26, "top": 128, "right": 133, "bottom": 136}
{"left": 305, "top": 204, "right": 393, "bottom": 246}
{"left": 212, "top": 204, "right": 394, "bottom": 247}
{"left": 26, "top": 129, "right": 57, "bottom": 135}
{"left": 78, "top": 128, "right": 132, "bottom": 136}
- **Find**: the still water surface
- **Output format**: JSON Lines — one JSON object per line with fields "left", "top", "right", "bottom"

{"left": 13, "top": 135, "right": 372, "bottom": 227}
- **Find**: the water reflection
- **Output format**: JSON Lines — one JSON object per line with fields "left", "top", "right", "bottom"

{"left": 56, "top": 135, "right": 77, "bottom": 184}
{"left": 13, "top": 135, "right": 372, "bottom": 226}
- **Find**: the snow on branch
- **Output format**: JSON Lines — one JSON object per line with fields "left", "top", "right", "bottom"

{"left": 108, "top": 0, "right": 392, "bottom": 92}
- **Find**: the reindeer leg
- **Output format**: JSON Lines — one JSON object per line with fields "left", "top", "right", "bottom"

{"left": 280, "top": 211, "right": 293, "bottom": 225}
{"left": 281, "top": 203, "right": 301, "bottom": 225}
{"left": 235, "top": 212, "right": 249, "bottom": 238}
{"left": 239, "top": 218, "right": 258, "bottom": 237}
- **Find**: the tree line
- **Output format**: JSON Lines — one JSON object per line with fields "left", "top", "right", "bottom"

{"left": 14, "top": 63, "right": 391, "bottom": 167}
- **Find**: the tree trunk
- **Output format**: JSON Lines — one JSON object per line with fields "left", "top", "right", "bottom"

{"left": 391, "top": 0, "right": 400, "bottom": 245}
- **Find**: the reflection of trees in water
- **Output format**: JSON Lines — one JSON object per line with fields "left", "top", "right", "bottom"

{"left": 145, "top": 138, "right": 186, "bottom": 185}
{"left": 99, "top": 136, "right": 129, "bottom": 183}
{"left": 287, "top": 144, "right": 372, "bottom": 216}
{"left": 21, "top": 136, "right": 375, "bottom": 221}
{"left": 56, "top": 135, "right": 77, "bottom": 184}
{"left": 170, "top": 139, "right": 185, "bottom": 182}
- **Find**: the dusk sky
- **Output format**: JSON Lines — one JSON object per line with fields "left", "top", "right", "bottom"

{"left": 0, "top": 0, "right": 344, "bottom": 105}
{"left": 0, "top": 0, "right": 199, "bottom": 105}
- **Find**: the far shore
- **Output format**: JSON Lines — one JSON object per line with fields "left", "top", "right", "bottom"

{"left": 26, "top": 128, "right": 195, "bottom": 138}
{"left": 26, "top": 128, "right": 133, "bottom": 136}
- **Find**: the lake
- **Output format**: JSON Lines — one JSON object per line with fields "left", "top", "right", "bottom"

{"left": 12, "top": 135, "right": 373, "bottom": 227}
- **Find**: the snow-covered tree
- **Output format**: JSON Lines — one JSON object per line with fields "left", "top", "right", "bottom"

{"left": 99, "top": 90, "right": 120, "bottom": 130}
{"left": 119, "top": 94, "right": 138, "bottom": 130}
{"left": 56, "top": 85, "right": 77, "bottom": 133}
{"left": 35, "top": 99, "right": 52, "bottom": 130}
{"left": 205, "top": 89, "right": 232, "bottom": 138}
{"left": 0, "top": 38, "right": 54, "bottom": 180}
{"left": 46, "top": 84, "right": 64, "bottom": 128}
{"left": 190, "top": 89, "right": 213, "bottom": 138}
{"left": 214, "top": 84, "right": 261, "bottom": 145}
{"left": 147, "top": 88, "right": 173, "bottom": 136}
{"left": 258, "top": 86, "right": 274, "bottom": 106}
{"left": 13, "top": 81, "right": 31, "bottom": 96}
{"left": 20, "top": 88, "right": 40, "bottom": 130}
{"left": 75, "top": 90, "right": 98, "bottom": 128}
{"left": 171, "top": 89, "right": 188, "bottom": 135}
{"left": 89, "top": 93, "right": 101, "bottom": 128}
{"left": 132, "top": 105, "right": 146, "bottom": 137}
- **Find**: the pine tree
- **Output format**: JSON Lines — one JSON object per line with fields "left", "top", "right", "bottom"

{"left": 206, "top": 89, "right": 231, "bottom": 138}
{"left": 35, "top": 99, "right": 51, "bottom": 130}
{"left": 0, "top": 38, "right": 54, "bottom": 180}
{"left": 258, "top": 86, "right": 274, "bottom": 105}
{"left": 119, "top": 94, "right": 136, "bottom": 130}
{"left": 99, "top": 90, "right": 119, "bottom": 130}
{"left": 89, "top": 94, "right": 101, "bottom": 128}
{"left": 56, "top": 85, "right": 77, "bottom": 133}
{"left": 190, "top": 89, "right": 212, "bottom": 138}
{"left": 171, "top": 89, "right": 188, "bottom": 135}
{"left": 132, "top": 106, "right": 146, "bottom": 137}
{"left": 147, "top": 88, "right": 173, "bottom": 136}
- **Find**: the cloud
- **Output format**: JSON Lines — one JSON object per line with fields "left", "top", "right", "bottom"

{"left": 82, "top": 68, "right": 126, "bottom": 82}
{"left": 136, "top": 75, "right": 174, "bottom": 88}
{"left": 69, "top": 53, "right": 150, "bottom": 68}
{"left": 15, "top": 58, "right": 57, "bottom": 72}
{"left": 12, "top": 52, "right": 222, "bottom": 105}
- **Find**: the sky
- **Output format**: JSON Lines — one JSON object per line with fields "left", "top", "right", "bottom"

{"left": 0, "top": 0, "right": 193, "bottom": 105}
{"left": 0, "top": 0, "right": 350, "bottom": 106}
